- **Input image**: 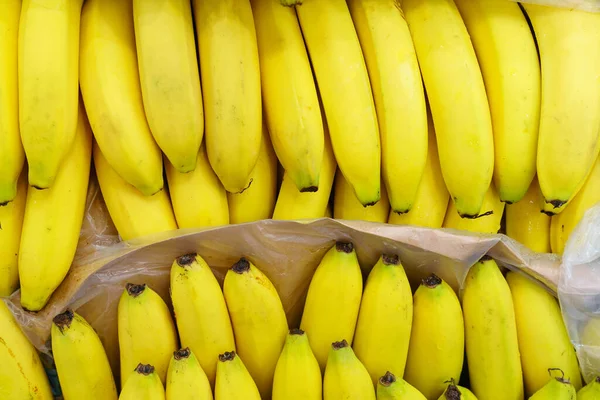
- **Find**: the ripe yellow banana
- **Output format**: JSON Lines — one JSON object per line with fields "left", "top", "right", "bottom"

{"left": 524, "top": 4, "right": 600, "bottom": 215}
{"left": 227, "top": 123, "right": 278, "bottom": 224}
{"left": 166, "top": 146, "right": 229, "bottom": 229}
{"left": 251, "top": 0, "right": 323, "bottom": 192}
{"left": 80, "top": 0, "right": 163, "bottom": 196}
{"left": 578, "top": 377, "right": 600, "bottom": 399}
{"left": 18, "top": 0, "right": 82, "bottom": 190}
{"left": 294, "top": 0, "right": 380, "bottom": 206}
{"left": 300, "top": 242, "right": 363, "bottom": 371}
{"left": 272, "top": 329, "right": 322, "bottom": 400}
{"left": 377, "top": 371, "right": 426, "bottom": 400}
{"left": 51, "top": 309, "right": 117, "bottom": 400}
{"left": 18, "top": 101, "right": 92, "bottom": 311}
{"left": 353, "top": 255, "right": 413, "bottom": 385}
{"left": 191, "top": 0, "right": 261, "bottom": 193}
{"left": 94, "top": 143, "right": 178, "bottom": 242}
{"left": 506, "top": 271, "right": 581, "bottom": 395}
{"left": 443, "top": 183, "right": 505, "bottom": 234}
{"left": 438, "top": 380, "right": 477, "bottom": 400}
{"left": 404, "top": 274, "right": 464, "bottom": 399}
{"left": 170, "top": 253, "right": 235, "bottom": 386}
{"left": 133, "top": 0, "right": 203, "bottom": 173}
{"left": 0, "top": 169, "right": 26, "bottom": 296}
{"left": 402, "top": 0, "right": 494, "bottom": 218}
{"left": 118, "top": 283, "right": 179, "bottom": 387}
{"left": 215, "top": 351, "right": 261, "bottom": 400}
{"left": 454, "top": 0, "right": 540, "bottom": 204}
{"left": 323, "top": 340, "right": 376, "bottom": 400}
{"left": 530, "top": 374, "right": 576, "bottom": 400}
{"left": 0, "top": 0, "right": 23, "bottom": 204}
{"left": 166, "top": 348, "right": 212, "bottom": 400}
{"left": 119, "top": 364, "right": 165, "bottom": 400}
{"left": 223, "top": 258, "right": 288, "bottom": 398}
{"left": 333, "top": 171, "right": 390, "bottom": 223}
{"left": 462, "top": 257, "right": 523, "bottom": 400}
{"left": 0, "top": 300, "right": 53, "bottom": 399}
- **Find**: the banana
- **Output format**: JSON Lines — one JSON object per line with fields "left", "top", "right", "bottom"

{"left": 294, "top": 0, "right": 381, "bottom": 206}
{"left": 523, "top": 4, "right": 600, "bottom": 215}
{"left": 166, "top": 146, "right": 229, "bottom": 229}
{"left": 170, "top": 253, "right": 235, "bottom": 386}
{"left": 454, "top": 0, "right": 540, "bottom": 203}
{"left": 118, "top": 283, "right": 179, "bottom": 387}
{"left": 530, "top": 374, "right": 576, "bottom": 400}
{"left": 300, "top": 242, "right": 363, "bottom": 371}
{"left": 80, "top": 0, "right": 163, "bottom": 196}
{"left": 333, "top": 171, "right": 390, "bottom": 223}
{"left": 578, "top": 377, "right": 600, "bottom": 399}
{"left": 377, "top": 371, "right": 426, "bottom": 400}
{"left": 0, "top": 300, "right": 53, "bottom": 399}
{"left": 272, "top": 329, "right": 322, "bottom": 400}
{"left": 323, "top": 340, "right": 376, "bottom": 400}
{"left": 0, "top": 169, "right": 26, "bottom": 296}
{"left": 462, "top": 257, "right": 524, "bottom": 400}
{"left": 94, "top": 143, "right": 178, "bottom": 242}
{"left": 119, "top": 364, "right": 165, "bottom": 400}
{"left": 227, "top": 122, "right": 278, "bottom": 224}
{"left": 402, "top": 0, "right": 494, "bottom": 218}
{"left": 404, "top": 274, "right": 464, "bottom": 399}
{"left": 223, "top": 258, "right": 288, "bottom": 398}
{"left": 51, "top": 309, "right": 117, "bottom": 400}
{"left": 0, "top": 0, "right": 23, "bottom": 204}
{"left": 353, "top": 255, "right": 413, "bottom": 385}
{"left": 165, "top": 348, "right": 212, "bottom": 400}
{"left": 215, "top": 351, "right": 261, "bottom": 400}
{"left": 507, "top": 271, "right": 581, "bottom": 395}
{"left": 191, "top": 0, "right": 261, "bottom": 193}
{"left": 438, "top": 380, "right": 477, "bottom": 400}
{"left": 251, "top": 0, "right": 323, "bottom": 192}
{"left": 443, "top": 183, "right": 505, "bottom": 234}
{"left": 347, "top": 0, "right": 427, "bottom": 213}
{"left": 18, "top": 100, "right": 92, "bottom": 311}
{"left": 581, "top": 319, "right": 600, "bottom": 384}
{"left": 132, "top": 0, "right": 203, "bottom": 173}
{"left": 18, "top": 0, "right": 82, "bottom": 190}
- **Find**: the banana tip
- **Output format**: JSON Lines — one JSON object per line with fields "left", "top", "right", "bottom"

{"left": 335, "top": 242, "right": 353, "bottom": 254}
{"left": 219, "top": 351, "right": 236, "bottom": 362}
{"left": 126, "top": 283, "right": 146, "bottom": 297}
{"left": 382, "top": 254, "right": 400, "bottom": 265}
{"left": 300, "top": 186, "right": 318, "bottom": 193}
{"left": 379, "top": 371, "right": 396, "bottom": 387}
{"left": 289, "top": 328, "right": 305, "bottom": 336}
{"left": 422, "top": 273, "right": 442, "bottom": 288}
{"left": 176, "top": 253, "right": 197, "bottom": 267}
{"left": 53, "top": 309, "right": 75, "bottom": 332}
{"left": 174, "top": 348, "right": 192, "bottom": 360}
{"left": 232, "top": 258, "right": 250, "bottom": 274}
{"left": 135, "top": 363, "right": 155, "bottom": 375}
{"left": 332, "top": 340, "right": 349, "bottom": 350}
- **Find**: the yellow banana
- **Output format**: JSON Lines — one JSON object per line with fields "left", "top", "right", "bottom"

{"left": 333, "top": 171, "right": 390, "bottom": 223}
{"left": 578, "top": 377, "right": 600, "bottom": 399}
{"left": 404, "top": 274, "right": 464, "bottom": 399}
{"left": 191, "top": 0, "right": 261, "bottom": 193}
{"left": 0, "top": 0, "right": 23, "bottom": 204}
{"left": 462, "top": 257, "right": 524, "bottom": 400}
{"left": 251, "top": 0, "right": 323, "bottom": 192}
{"left": 353, "top": 255, "right": 413, "bottom": 385}
{"left": 294, "top": 0, "right": 380, "bottom": 206}
{"left": 215, "top": 351, "right": 261, "bottom": 400}
{"left": 0, "top": 300, "right": 53, "bottom": 399}
{"left": 18, "top": 101, "right": 92, "bottom": 311}
{"left": 165, "top": 348, "right": 212, "bottom": 400}
{"left": 133, "top": 0, "right": 203, "bottom": 173}
{"left": 377, "top": 371, "right": 426, "bottom": 400}
{"left": 223, "top": 258, "right": 288, "bottom": 398}
{"left": 438, "top": 380, "right": 477, "bottom": 400}
{"left": 507, "top": 271, "right": 581, "bottom": 395}
{"left": 118, "top": 283, "right": 179, "bottom": 387}
{"left": 402, "top": 0, "right": 494, "bottom": 218}
{"left": 323, "top": 340, "right": 376, "bottom": 400}
{"left": 443, "top": 183, "right": 505, "bottom": 234}
{"left": 530, "top": 374, "right": 576, "bottom": 400}
{"left": 119, "top": 364, "right": 165, "bottom": 400}
{"left": 300, "top": 242, "right": 363, "bottom": 371}
{"left": 51, "top": 309, "right": 117, "bottom": 400}
{"left": 94, "top": 143, "right": 178, "bottom": 242}
{"left": 454, "top": 0, "right": 540, "bottom": 204}
{"left": 227, "top": 122, "right": 278, "bottom": 224}
{"left": 0, "top": 169, "right": 26, "bottom": 296}
{"left": 80, "top": 0, "right": 163, "bottom": 196}
{"left": 272, "top": 329, "right": 322, "bottom": 400}
{"left": 18, "top": 0, "right": 82, "bottom": 189}
{"left": 170, "top": 253, "right": 235, "bottom": 386}
{"left": 166, "top": 146, "right": 229, "bottom": 229}
{"left": 523, "top": 4, "right": 600, "bottom": 214}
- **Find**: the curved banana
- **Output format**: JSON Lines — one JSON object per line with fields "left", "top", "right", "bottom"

{"left": 333, "top": 171, "right": 390, "bottom": 223}
{"left": 377, "top": 371, "right": 426, "bottom": 400}
{"left": 0, "top": 170, "right": 26, "bottom": 296}
{"left": 323, "top": 340, "right": 375, "bottom": 400}
{"left": 530, "top": 375, "right": 576, "bottom": 400}
{"left": 18, "top": 101, "right": 92, "bottom": 311}
{"left": 223, "top": 258, "right": 288, "bottom": 398}
{"left": 51, "top": 309, "right": 117, "bottom": 400}
{"left": 300, "top": 242, "right": 363, "bottom": 371}
{"left": 294, "top": 0, "right": 380, "bottom": 206}
{"left": 170, "top": 253, "right": 235, "bottom": 386}
{"left": 443, "top": 183, "right": 505, "bottom": 234}
{"left": 402, "top": 0, "right": 494, "bottom": 218}
{"left": 165, "top": 348, "right": 212, "bottom": 400}
{"left": 438, "top": 380, "right": 477, "bottom": 400}
{"left": 119, "top": 364, "right": 165, "bottom": 400}
{"left": 578, "top": 377, "right": 600, "bottom": 399}
{"left": 80, "top": 0, "right": 163, "bottom": 196}
{"left": 133, "top": 0, "right": 203, "bottom": 173}
{"left": 215, "top": 351, "right": 261, "bottom": 400}
{"left": 118, "top": 283, "right": 179, "bottom": 387}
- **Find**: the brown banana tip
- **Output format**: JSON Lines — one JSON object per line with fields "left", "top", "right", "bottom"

{"left": 379, "top": 371, "right": 396, "bottom": 387}
{"left": 53, "top": 309, "right": 75, "bottom": 332}
{"left": 174, "top": 348, "right": 191, "bottom": 360}
{"left": 479, "top": 255, "right": 493, "bottom": 262}
{"left": 289, "top": 328, "right": 305, "bottom": 335}
{"left": 422, "top": 273, "right": 442, "bottom": 288}
{"left": 332, "top": 340, "right": 349, "bottom": 350}
{"left": 176, "top": 253, "right": 197, "bottom": 267}
{"left": 126, "top": 283, "right": 146, "bottom": 297}
{"left": 595, "top": 376, "right": 600, "bottom": 383}
{"left": 232, "top": 258, "right": 250, "bottom": 274}
{"left": 300, "top": 186, "right": 318, "bottom": 193}
{"left": 382, "top": 254, "right": 400, "bottom": 265}
{"left": 135, "top": 363, "right": 154, "bottom": 375}
{"left": 335, "top": 242, "right": 353, "bottom": 253}
{"left": 219, "top": 351, "right": 236, "bottom": 362}
{"left": 548, "top": 199, "right": 567, "bottom": 209}
{"left": 445, "top": 384, "right": 461, "bottom": 400}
